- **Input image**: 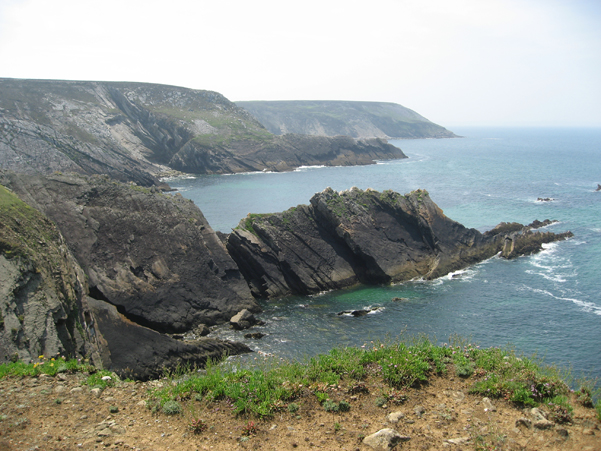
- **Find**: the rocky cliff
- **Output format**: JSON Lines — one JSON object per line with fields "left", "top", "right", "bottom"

{"left": 236, "top": 100, "right": 457, "bottom": 139}
{"left": 1, "top": 179, "right": 251, "bottom": 379}
{"left": 226, "top": 187, "right": 572, "bottom": 299}
{"left": 0, "top": 79, "right": 406, "bottom": 182}
{"left": 0, "top": 172, "right": 258, "bottom": 333}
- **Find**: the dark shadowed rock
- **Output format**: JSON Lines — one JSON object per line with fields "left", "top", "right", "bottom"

{"left": 1, "top": 172, "right": 258, "bottom": 333}
{"left": 84, "top": 297, "right": 251, "bottom": 380}
{"left": 244, "top": 332, "right": 266, "bottom": 339}
{"left": 226, "top": 187, "right": 573, "bottom": 299}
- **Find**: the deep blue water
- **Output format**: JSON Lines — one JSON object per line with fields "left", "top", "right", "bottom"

{"left": 169, "top": 127, "right": 601, "bottom": 378}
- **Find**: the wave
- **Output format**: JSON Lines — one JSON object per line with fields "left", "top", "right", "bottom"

{"left": 294, "top": 165, "right": 326, "bottom": 171}
{"left": 523, "top": 286, "right": 601, "bottom": 316}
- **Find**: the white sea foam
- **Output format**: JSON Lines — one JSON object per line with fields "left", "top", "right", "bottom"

{"left": 294, "top": 165, "right": 326, "bottom": 171}
{"left": 524, "top": 287, "right": 601, "bottom": 316}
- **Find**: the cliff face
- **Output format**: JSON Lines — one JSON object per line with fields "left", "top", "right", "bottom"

{"left": 226, "top": 187, "right": 572, "bottom": 299}
{"left": 0, "top": 79, "right": 407, "bottom": 182}
{"left": 0, "top": 183, "right": 89, "bottom": 363}
{"left": 1, "top": 172, "right": 258, "bottom": 333}
{"left": 1, "top": 174, "right": 255, "bottom": 379}
{"left": 236, "top": 101, "right": 458, "bottom": 139}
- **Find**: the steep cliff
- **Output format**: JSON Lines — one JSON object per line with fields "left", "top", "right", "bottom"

{"left": 0, "top": 183, "right": 89, "bottom": 363}
{"left": 1, "top": 174, "right": 254, "bottom": 379}
{"left": 236, "top": 100, "right": 457, "bottom": 139}
{"left": 226, "top": 187, "right": 572, "bottom": 299}
{"left": 1, "top": 172, "right": 258, "bottom": 333}
{"left": 0, "top": 79, "right": 406, "bottom": 182}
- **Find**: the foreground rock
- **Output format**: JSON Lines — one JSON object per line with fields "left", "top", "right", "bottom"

{"left": 227, "top": 187, "right": 573, "bottom": 299}
{"left": 363, "top": 428, "right": 410, "bottom": 449}
{"left": 0, "top": 180, "right": 250, "bottom": 377}
{"left": 1, "top": 172, "right": 258, "bottom": 333}
{"left": 0, "top": 79, "right": 407, "bottom": 181}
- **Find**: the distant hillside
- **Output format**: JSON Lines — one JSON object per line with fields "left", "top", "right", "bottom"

{"left": 0, "top": 80, "right": 407, "bottom": 185}
{"left": 236, "top": 100, "right": 457, "bottom": 139}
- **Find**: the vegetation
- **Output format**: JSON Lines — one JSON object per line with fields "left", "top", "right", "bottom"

{"left": 138, "top": 336, "right": 599, "bottom": 420}
{"left": 1, "top": 338, "right": 598, "bottom": 424}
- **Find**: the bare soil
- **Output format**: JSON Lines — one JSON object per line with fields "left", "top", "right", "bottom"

{"left": 0, "top": 370, "right": 599, "bottom": 451}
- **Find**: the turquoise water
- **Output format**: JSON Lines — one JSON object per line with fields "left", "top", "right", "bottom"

{"left": 171, "top": 127, "right": 601, "bottom": 377}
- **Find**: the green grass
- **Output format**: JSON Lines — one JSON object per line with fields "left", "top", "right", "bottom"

{"left": 142, "top": 336, "right": 595, "bottom": 419}
{"left": 0, "top": 356, "right": 94, "bottom": 378}
{"left": 2, "top": 337, "right": 597, "bottom": 422}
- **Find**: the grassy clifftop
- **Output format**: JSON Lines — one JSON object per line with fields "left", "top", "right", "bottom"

{"left": 236, "top": 100, "right": 458, "bottom": 139}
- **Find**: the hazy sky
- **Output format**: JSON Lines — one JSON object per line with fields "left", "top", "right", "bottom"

{"left": 1, "top": 0, "right": 599, "bottom": 127}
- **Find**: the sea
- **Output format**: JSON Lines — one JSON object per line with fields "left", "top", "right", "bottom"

{"left": 168, "top": 127, "right": 601, "bottom": 379}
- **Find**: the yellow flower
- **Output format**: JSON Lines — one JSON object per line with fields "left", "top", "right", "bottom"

{"left": 51, "top": 358, "right": 55, "bottom": 361}
{"left": 38, "top": 355, "right": 44, "bottom": 359}
{"left": 50, "top": 363, "right": 54, "bottom": 367}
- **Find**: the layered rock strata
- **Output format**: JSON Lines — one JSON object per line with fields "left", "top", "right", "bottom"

{"left": 0, "top": 79, "right": 406, "bottom": 181}
{"left": 226, "top": 187, "right": 573, "bottom": 299}
{"left": 0, "top": 175, "right": 254, "bottom": 378}
{"left": 1, "top": 172, "right": 258, "bottom": 333}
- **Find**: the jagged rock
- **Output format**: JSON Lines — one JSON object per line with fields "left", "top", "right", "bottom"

{"left": 391, "top": 297, "right": 409, "bottom": 302}
{"left": 596, "top": 184, "right": 601, "bottom": 192}
{"left": 226, "top": 187, "right": 573, "bottom": 299}
{"left": 230, "top": 309, "right": 258, "bottom": 330}
{"left": 537, "top": 197, "right": 554, "bottom": 202}
{"left": 244, "top": 332, "right": 265, "bottom": 339}
{"left": 363, "top": 428, "right": 410, "bottom": 450}
{"left": 0, "top": 184, "right": 93, "bottom": 364}
{"left": 1, "top": 172, "right": 258, "bottom": 333}
{"left": 195, "top": 324, "right": 211, "bottom": 337}
{"left": 85, "top": 297, "right": 251, "bottom": 380}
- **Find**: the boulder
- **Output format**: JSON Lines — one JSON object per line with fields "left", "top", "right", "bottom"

{"left": 230, "top": 309, "right": 258, "bottom": 330}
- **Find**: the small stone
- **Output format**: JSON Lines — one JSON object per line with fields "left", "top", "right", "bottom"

{"left": 70, "top": 387, "right": 83, "bottom": 395}
{"left": 516, "top": 418, "right": 531, "bottom": 428}
{"left": 582, "top": 428, "right": 595, "bottom": 436}
{"left": 447, "top": 437, "right": 470, "bottom": 445}
{"left": 101, "top": 376, "right": 112, "bottom": 381}
{"left": 97, "top": 428, "right": 112, "bottom": 437}
{"left": 91, "top": 388, "right": 102, "bottom": 398}
{"left": 363, "top": 428, "right": 410, "bottom": 450}
{"left": 58, "top": 373, "right": 68, "bottom": 381}
{"left": 530, "top": 408, "right": 547, "bottom": 422}
{"left": 414, "top": 405, "right": 425, "bottom": 417}
{"left": 386, "top": 411, "right": 405, "bottom": 424}
{"left": 556, "top": 428, "right": 568, "bottom": 438}
{"left": 482, "top": 398, "right": 496, "bottom": 412}
{"left": 533, "top": 419, "right": 554, "bottom": 430}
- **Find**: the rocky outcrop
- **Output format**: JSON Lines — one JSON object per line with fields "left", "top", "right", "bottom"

{"left": 226, "top": 187, "right": 573, "bottom": 299}
{"left": 0, "top": 183, "right": 91, "bottom": 364}
{"left": 1, "top": 171, "right": 258, "bottom": 333}
{"left": 0, "top": 177, "right": 253, "bottom": 377}
{"left": 236, "top": 100, "right": 457, "bottom": 139}
{"left": 85, "top": 297, "right": 250, "bottom": 381}
{"left": 0, "top": 79, "right": 407, "bottom": 181}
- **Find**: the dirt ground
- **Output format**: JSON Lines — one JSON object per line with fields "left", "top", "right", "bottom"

{"left": 0, "top": 370, "right": 599, "bottom": 451}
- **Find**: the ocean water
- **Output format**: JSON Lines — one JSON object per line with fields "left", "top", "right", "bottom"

{"left": 170, "top": 127, "right": 601, "bottom": 378}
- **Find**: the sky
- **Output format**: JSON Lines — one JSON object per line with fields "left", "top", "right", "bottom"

{"left": 0, "top": 0, "right": 600, "bottom": 127}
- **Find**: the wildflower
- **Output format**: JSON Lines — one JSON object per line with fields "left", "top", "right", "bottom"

{"left": 38, "top": 355, "right": 44, "bottom": 359}
{"left": 51, "top": 358, "right": 55, "bottom": 361}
